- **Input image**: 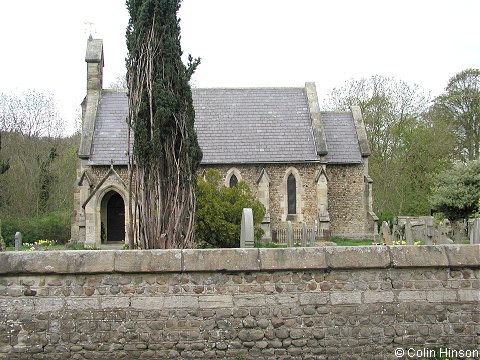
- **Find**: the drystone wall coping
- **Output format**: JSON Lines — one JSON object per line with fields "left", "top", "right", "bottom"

{"left": 0, "top": 245, "right": 478, "bottom": 275}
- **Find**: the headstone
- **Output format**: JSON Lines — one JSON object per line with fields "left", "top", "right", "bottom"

{"left": 405, "top": 218, "right": 413, "bottom": 245}
{"left": 392, "top": 223, "right": 399, "bottom": 242}
{"left": 437, "top": 221, "right": 447, "bottom": 244}
{"left": 0, "top": 219, "right": 4, "bottom": 252}
{"left": 310, "top": 220, "right": 317, "bottom": 246}
{"left": 15, "top": 232, "right": 23, "bottom": 251}
{"left": 452, "top": 220, "right": 467, "bottom": 244}
{"left": 301, "top": 222, "right": 308, "bottom": 247}
{"left": 381, "top": 221, "right": 392, "bottom": 245}
{"left": 372, "top": 221, "right": 379, "bottom": 244}
{"left": 437, "top": 220, "right": 454, "bottom": 245}
{"left": 424, "top": 216, "right": 434, "bottom": 245}
{"left": 286, "top": 221, "right": 294, "bottom": 247}
{"left": 240, "top": 208, "right": 254, "bottom": 248}
{"left": 470, "top": 218, "right": 480, "bottom": 244}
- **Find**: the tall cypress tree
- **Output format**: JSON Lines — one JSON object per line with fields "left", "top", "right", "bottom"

{"left": 126, "top": 0, "right": 202, "bottom": 249}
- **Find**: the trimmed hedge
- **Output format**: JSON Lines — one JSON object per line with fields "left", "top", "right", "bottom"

{"left": 1, "top": 211, "right": 71, "bottom": 246}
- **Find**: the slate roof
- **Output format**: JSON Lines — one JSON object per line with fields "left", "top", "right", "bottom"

{"left": 193, "top": 88, "right": 318, "bottom": 164}
{"left": 321, "top": 112, "right": 363, "bottom": 164}
{"left": 89, "top": 90, "right": 129, "bottom": 165}
{"left": 88, "top": 88, "right": 363, "bottom": 165}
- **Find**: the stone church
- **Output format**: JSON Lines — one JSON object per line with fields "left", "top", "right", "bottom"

{"left": 71, "top": 37, "right": 377, "bottom": 248}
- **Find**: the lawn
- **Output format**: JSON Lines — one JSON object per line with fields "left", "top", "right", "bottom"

{"left": 5, "top": 240, "right": 85, "bottom": 251}
{"left": 331, "top": 237, "right": 374, "bottom": 246}
{"left": 255, "top": 237, "right": 375, "bottom": 248}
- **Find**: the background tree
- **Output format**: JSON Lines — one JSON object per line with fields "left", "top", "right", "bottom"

{"left": 0, "top": 90, "right": 67, "bottom": 218}
{"left": 195, "top": 169, "right": 265, "bottom": 248}
{"left": 0, "top": 90, "right": 63, "bottom": 178}
{"left": 0, "top": 131, "right": 9, "bottom": 175}
{"left": 430, "top": 160, "right": 480, "bottom": 219}
{"left": 108, "top": 74, "right": 128, "bottom": 91}
{"left": 0, "top": 90, "right": 63, "bottom": 137}
{"left": 432, "top": 69, "right": 480, "bottom": 162}
{"left": 126, "top": 0, "right": 202, "bottom": 249}
{"left": 324, "top": 75, "right": 454, "bottom": 217}
{"left": 0, "top": 90, "right": 77, "bottom": 239}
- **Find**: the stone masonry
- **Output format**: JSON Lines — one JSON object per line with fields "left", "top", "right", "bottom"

{"left": 0, "top": 245, "right": 479, "bottom": 359}
{"left": 327, "top": 164, "right": 370, "bottom": 238}
{"left": 202, "top": 162, "right": 373, "bottom": 238}
{"left": 201, "top": 164, "right": 321, "bottom": 231}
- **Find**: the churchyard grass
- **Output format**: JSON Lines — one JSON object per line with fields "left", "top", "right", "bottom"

{"left": 331, "top": 237, "right": 373, "bottom": 246}
{"left": 254, "top": 242, "right": 285, "bottom": 248}
{"left": 255, "top": 238, "right": 374, "bottom": 247}
{"left": 6, "top": 241, "right": 91, "bottom": 251}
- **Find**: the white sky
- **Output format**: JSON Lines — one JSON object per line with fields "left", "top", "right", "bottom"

{"left": 0, "top": 0, "right": 479, "bottom": 134}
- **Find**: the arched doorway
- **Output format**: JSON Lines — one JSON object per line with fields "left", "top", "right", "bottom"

{"left": 101, "top": 190, "right": 125, "bottom": 243}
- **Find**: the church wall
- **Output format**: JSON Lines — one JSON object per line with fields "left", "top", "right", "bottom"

{"left": 327, "top": 163, "right": 369, "bottom": 238}
{"left": 200, "top": 163, "right": 320, "bottom": 232}
{"left": 90, "top": 166, "right": 129, "bottom": 185}
{"left": 72, "top": 162, "right": 374, "bottom": 244}
{"left": 71, "top": 165, "right": 130, "bottom": 246}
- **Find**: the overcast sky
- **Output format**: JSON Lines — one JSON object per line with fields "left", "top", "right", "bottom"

{"left": 0, "top": 0, "right": 479, "bottom": 134}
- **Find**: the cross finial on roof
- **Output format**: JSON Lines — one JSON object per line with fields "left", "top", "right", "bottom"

{"left": 84, "top": 21, "right": 96, "bottom": 39}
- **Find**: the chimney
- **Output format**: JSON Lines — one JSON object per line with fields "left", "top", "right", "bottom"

{"left": 78, "top": 36, "right": 104, "bottom": 159}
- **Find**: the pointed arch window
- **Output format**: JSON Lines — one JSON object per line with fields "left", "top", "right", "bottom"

{"left": 287, "top": 173, "right": 296, "bottom": 214}
{"left": 225, "top": 168, "right": 242, "bottom": 188}
{"left": 229, "top": 174, "right": 238, "bottom": 188}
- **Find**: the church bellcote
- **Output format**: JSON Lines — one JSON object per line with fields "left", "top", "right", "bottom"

{"left": 85, "top": 36, "right": 104, "bottom": 92}
{"left": 78, "top": 37, "right": 104, "bottom": 159}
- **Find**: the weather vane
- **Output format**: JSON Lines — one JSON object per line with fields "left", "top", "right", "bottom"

{"left": 83, "top": 21, "right": 97, "bottom": 38}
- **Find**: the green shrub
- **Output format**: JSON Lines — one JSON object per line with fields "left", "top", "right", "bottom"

{"left": 430, "top": 159, "right": 480, "bottom": 219}
{"left": 377, "top": 211, "right": 394, "bottom": 225}
{"left": 377, "top": 211, "right": 394, "bottom": 231}
{"left": 195, "top": 169, "right": 265, "bottom": 248}
{"left": 1, "top": 211, "right": 71, "bottom": 246}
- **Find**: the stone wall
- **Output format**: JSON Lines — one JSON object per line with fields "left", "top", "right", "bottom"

{"left": 327, "top": 163, "right": 369, "bottom": 238}
{"left": 71, "top": 161, "right": 375, "bottom": 243}
{"left": 71, "top": 165, "right": 130, "bottom": 246}
{"left": 0, "top": 245, "right": 478, "bottom": 359}
{"left": 202, "top": 164, "right": 319, "bottom": 231}
{"left": 201, "top": 163, "right": 372, "bottom": 237}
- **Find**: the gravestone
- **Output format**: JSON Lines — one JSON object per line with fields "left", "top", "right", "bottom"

{"left": 301, "top": 222, "right": 308, "bottom": 247}
{"left": 405, "top": 218, "right": 413, "bottom": 245}
{"left": 381, "top": 221, "right": 392, "bottom": 245}
{"left": 286, "top": 221, "right": 294, "bottom": 247}
{"left": 15, "top": 232, "right": 23, "bottom": 251}
{"left": 424, "top": 216, "right": 434, "bottom": 245}
{"left": 0, "top": 219, "right": 4, "bottom": 252}
{"left": 437, "top": 221, "right": 447, "bottom": 245}
{"left": 470, "top": 218, "right": 480, "bottom": 244}
{"left": 372, "top": 221, "right": 379, "bottom": 244}
{"left": 437, "top": 220, "right": 453, "bottom": 245}
{"left": 310, "top": 220, "right": 317, "bottom": 246}
{"left": 240, "top": 208, "right": 254, "bottom": 248}
{"left": 452, "top": 220, "right": 467, "bottom": 244}
{"left": 392, "top": 222, "right": 399, "bottom": 242}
